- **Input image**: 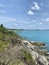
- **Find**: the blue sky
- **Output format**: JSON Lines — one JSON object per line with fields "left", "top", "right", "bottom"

{"left": 0, "top": 0, "right": 49, "bottom": 29}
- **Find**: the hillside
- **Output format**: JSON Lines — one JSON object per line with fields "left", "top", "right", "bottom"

{"left": 0, "top": 25, "right": 36, "bottom": 65}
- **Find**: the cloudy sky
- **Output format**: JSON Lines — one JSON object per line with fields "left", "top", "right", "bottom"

{"left": 0, "top": 0, "right": 49, "bottom": 29}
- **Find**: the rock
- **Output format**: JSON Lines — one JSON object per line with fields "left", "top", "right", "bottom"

{"left": 30, "top": 41, "right": 45, "bottom": 46}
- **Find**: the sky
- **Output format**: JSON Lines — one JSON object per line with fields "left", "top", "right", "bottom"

{"left": 0, "top": 0, "right": 49, "bottom": 29}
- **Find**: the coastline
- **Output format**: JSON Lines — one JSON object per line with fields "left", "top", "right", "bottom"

{"left": 0, "top": 25, "right": 49, "bottom": 65}
{"left": 22, "top": 40, "right": 49, "bottom": 65}
{"left": 17, "top": 30, "right": 49, "bottom": 52}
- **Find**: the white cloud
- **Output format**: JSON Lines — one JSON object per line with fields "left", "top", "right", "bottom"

{"left": 0, "top": 3, "right": 13, "bottom": 8}
{"left": 39, "top": 23, "right": 42, "bottom": 25}
{"left": 45, "top": 18, "right": 49, "bottom": 22}
{"left": 0, "top": 16, "right": 16, "bottom": 22}
{"left": 32, "top": 2, "right": 40, "bottom": 10}
{"left": 27, "top": 10, "right": 34, "bottom": 15}
{"left": 0, "top": 4, "right": 13, "bottom": 14}
{"left": 27, "top": 2, "right": 40, "bottom": 16}
{"left": 14, "top": 23, "right": 18, "bottom": 25}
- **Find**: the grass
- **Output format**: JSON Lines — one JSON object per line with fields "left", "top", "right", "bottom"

{"left": 0, "top": 25, "right": 36, "bottom": 65}
{"left": 8, "top": 59, "right": 24, "bottom": 65}
{"left": 0, "top": 25, "right": 23, "bottom": 52}
{"left": 21, "top": 49, "right": 34, "bottom": 65}
{"left": 0, "top": 41, "right": 10, "bottom": 52}
{"left": 21, "top": 49, "right": 33, "bottom": 61}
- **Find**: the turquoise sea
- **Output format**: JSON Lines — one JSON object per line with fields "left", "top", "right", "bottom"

{"left": 16, "top": 30, "right": 49, "bottom": 51}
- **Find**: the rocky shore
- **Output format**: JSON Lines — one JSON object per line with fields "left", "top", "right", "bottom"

{"left": 22, "top": 40, "right": 49, "bottom": 65}
{"left": 30, "top": 41, "right": 46, "bottom": 46}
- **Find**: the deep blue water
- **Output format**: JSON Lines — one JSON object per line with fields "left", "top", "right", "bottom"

{"left": 16, "top": 30, "right": 49, "bottom": 51}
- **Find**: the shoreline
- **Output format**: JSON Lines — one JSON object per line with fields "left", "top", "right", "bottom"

{"left": 22, "top": 40, "right": 49, "bottom": 64}
{"left": 22, "top": 40, "right": 48, "bottom": 54}
{"left": 30, "top": 41, "right": 46, "bottom": 46}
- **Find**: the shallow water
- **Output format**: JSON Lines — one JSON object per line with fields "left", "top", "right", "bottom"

{"left": 16, "top": 30, "right": 49, "bottom": 51}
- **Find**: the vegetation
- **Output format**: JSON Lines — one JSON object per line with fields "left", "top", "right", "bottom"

{"left": 21, "top": 49, "right": 34, "bottom": 65}
{"left": 0, "top": 24, "right": 23, "bottom": 52}
{"left": 0, "top": 24, "right": 48, "bottom": 65}
{"left": 0, "top": 24, "right": 36, "bottom": 65}
{"left": 9, "top": 59, "right": 24, "bottom": 65}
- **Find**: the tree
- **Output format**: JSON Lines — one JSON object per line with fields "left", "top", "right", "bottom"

{"left": 0, "top": 24, "right": 3, "bottom": 27}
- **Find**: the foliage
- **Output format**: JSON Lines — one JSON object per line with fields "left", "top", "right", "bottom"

{"left": 0, "top": 24, "right": 23, "bottom": 52}
{"left": 21, "top": 49, "right": 35, "bottom": 65}
{"left": 0, "top": 24, "right": 36, "bottom": 65}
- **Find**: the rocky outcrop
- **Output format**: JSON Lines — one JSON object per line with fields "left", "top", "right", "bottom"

{"left": 22, "top": 40, "right": 49, "bottom": 65}
{"left": 30, "top": 41, "right": 45, "bottom": 46}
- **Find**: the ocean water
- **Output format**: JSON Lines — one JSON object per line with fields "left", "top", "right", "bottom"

{"left": 16, "top": 30, "right": 49, "bottom": 51}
